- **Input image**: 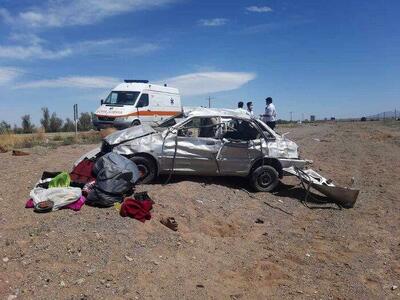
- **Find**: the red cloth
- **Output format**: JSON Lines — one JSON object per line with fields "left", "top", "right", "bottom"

{"left": 70, "top": 159, "right": 95, "bottom": 184}
{"left": 120, "top": 197, "right": 153, "bottom": 223}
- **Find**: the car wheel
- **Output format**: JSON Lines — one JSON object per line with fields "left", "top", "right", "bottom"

{"left": 250, "top": 165, "right": 279, "bottom": 192}
{"left": 130, "top": 156, "right": 156, "bottom": 184}
{"left": 131, "top": 120, "right": 141, "bottom": 126}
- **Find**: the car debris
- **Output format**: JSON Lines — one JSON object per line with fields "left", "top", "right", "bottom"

{"left": 284, "top": 167, "right": 359, "bottom": 208}
{"left": 75, "top": 107, "right": 359, "bottom": 207}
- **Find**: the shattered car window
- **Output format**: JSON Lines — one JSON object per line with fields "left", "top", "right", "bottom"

{"left": 156, "top": 112, "right": 185, "bottom": 128}
{"left": 221, "top": 118, "right": 261, "bottom": 141}
{"left": 178, "top": 117, "right": 220, "bottom": 138}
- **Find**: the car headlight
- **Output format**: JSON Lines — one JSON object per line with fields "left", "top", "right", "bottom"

{"left": 115, "top": 116, "right": 129, "bottom": 121}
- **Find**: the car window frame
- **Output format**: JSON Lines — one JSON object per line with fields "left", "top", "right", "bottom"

{"left": 175, "top": 116, "right": 221, "bottom": 139}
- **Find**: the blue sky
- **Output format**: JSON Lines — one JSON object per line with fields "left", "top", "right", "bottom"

{"left": 0, "top": 0, "right": 399, "bottom": 125}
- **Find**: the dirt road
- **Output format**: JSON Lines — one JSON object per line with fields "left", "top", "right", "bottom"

{"left": 1, "top": 121, "right": 399, "bottom": 299}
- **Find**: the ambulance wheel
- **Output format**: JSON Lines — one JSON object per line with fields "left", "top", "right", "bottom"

{"left": 250, "top": 165, "right": 279, "bottom": 192}
{"left": 131, "top": 120, "right": 141, "bottom": 126}
{"left": 130, "top": 156, "right": 156, "bottom": 184}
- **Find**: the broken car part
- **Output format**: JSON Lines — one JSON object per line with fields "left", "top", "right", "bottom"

{"left": 284, "top": 166, "right": 359, "bottom": 208}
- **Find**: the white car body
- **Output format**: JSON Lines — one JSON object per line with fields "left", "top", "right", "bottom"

{"left": 93, "top": 80, "right": 182, "bottom": 129}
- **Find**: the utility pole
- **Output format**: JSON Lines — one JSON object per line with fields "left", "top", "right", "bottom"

{"left": 289, "top": 111, "right": 293, "bottom": 122}
{"left": 73, "top": 104, "right": 78, "bottom": 137}
{"left": 206, "top": 96, "right": 214, "bottom": 108}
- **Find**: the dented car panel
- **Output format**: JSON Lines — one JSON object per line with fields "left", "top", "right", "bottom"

{"left": 76, "top": 109, "right": 309, "bottom": 177}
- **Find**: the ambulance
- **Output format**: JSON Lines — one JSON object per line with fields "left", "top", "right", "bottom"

{"left": 93, "top": 80, "right": 182, "bottom": 129}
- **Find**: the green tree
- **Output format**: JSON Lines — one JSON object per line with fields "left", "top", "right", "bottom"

{"left": 0, "top": 121, "right": 11, "bottom": 134}
{"left": 13, "top": 124, "right": 23, "bottom": 134}
{"left": 63, "top": 118, "right": 75, "bottom": 132}
{"left": 78, "top": 112, "right": 94, "bottom": 131}
{"left": 21, "top": 115, "right": 35, "bottom": 133}
{"left": 40, "top": 107, "right": 50, "bottom": 132}
{"left": 49, "top": 112, "right": 63, "bottom": 132}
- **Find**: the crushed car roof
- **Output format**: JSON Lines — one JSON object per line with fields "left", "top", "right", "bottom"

{"left": 186, "top": 108, "right": 252, "bottom": 119}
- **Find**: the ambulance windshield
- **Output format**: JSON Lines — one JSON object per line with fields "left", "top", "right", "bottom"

{"left": 104, "top": 91, "right": 140, "bottom": 105}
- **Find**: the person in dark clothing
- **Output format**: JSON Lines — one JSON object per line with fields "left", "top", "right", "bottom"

{"left": 237, "top": 101, "right": 244, "bottom": 109}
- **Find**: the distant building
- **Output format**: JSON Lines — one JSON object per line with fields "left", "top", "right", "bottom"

{"left": 310, "top": 115, "right": 316, "bottom": 122}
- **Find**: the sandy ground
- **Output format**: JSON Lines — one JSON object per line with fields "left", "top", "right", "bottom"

{"left": 0, "top": 121, "right": 399, "bottom": 299}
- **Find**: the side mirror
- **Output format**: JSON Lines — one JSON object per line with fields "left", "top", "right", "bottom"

{"left": 101, "top": 99, "right": 104, "bottom": 105}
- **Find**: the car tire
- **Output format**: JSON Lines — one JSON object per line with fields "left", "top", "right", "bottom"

{"left": 130, "top": 156, "right": 156, "bottom": 184}
{"left": 250, "top": 165, "right": 279, "bottom": 192}
{"left": 131, "top": 120, "right": 141, "bottom": 126}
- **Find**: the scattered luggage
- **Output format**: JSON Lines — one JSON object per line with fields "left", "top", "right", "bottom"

{"left": 70, "top": 159, "right": 96, "bottom": 184}
{"left": 86, "top": 153, "right": 140, "bottom": 207}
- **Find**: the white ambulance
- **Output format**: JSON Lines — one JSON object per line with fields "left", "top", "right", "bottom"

{"left": 93, "top": 80, "right": 182, "bottom": 129}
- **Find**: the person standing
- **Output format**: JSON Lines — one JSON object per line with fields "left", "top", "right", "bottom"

{"left": 263, "top": 97, "right": 277, "bottom": 129}
{"left": 246, "top": 101, "right": 254, "bottom": 116}
{"left": 237, "top": 101, "right": 247, "bottom": 113}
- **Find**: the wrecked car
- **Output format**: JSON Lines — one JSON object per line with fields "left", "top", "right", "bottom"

{"left": 76, "top": 108, "right": 311, "bottom": 192}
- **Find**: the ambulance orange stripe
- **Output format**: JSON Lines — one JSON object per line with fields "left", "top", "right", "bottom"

{"left": 96, "top": 110, "right": 180, "bottom": 118}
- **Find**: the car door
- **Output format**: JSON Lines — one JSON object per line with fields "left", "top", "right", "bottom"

{"left": 160, "top": 117, "right": 221, "bottom": 175}
{"left": 216, "top": 119, "right": 264, "bottom": 175}
{"left": 136, "top": 93, "right": 152, "bottom": 124}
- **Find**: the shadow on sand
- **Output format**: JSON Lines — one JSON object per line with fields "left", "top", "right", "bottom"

{"left": 273, "top": 182, "right": 342, "bottom": 210}
{"left": 150, "top": 175, "right": 341, "bottom": 210}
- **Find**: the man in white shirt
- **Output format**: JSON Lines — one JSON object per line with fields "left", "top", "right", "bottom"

{"left": 236, "top": 101, "right": 248, "bottom": 114}
{"left": 246, "top": 101, "right": 254, "bottom": 116}
{"left": 263, "top": 97, "right": 277, "bottom": 130}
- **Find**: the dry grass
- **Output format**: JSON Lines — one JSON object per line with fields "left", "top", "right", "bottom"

{"left": 0, "top": 130, "right": 102, "bottom": 150}
{"left": 99, "top": 127, "right": 117, "bottom": 138}
{"left": 0, "top": 132, "right": 47, "bottom": 150}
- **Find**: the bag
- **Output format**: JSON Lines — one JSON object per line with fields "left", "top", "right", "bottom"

{"left": 48, "top": 172, "right": 71, "bottom": 188}
{"left": 30, "top": 187, "right": 82, "bottom": 211}
{"left": 70, "top": 159, "right": 95, "bottom": 184}
{"left": 86, "top": 153, "right": 140, "bottom": 207}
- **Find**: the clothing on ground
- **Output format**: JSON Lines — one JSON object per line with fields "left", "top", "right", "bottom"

{"left": 30, "top": 187, "right": 82, "bottom": 211}
{"left": 120, "top": 197, "right": 153, "bottom": 222}
{"left": 70, "top": 159, "right": 96, "bottom": 184}
{"left": 26, "top": 196, "right": 86, "bottom": 211}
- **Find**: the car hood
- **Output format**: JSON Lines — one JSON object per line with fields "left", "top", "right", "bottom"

{"left": 104, "top": 125, "right": 156, "bottom": 145}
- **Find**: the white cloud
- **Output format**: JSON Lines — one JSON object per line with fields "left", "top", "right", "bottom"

{"left": 198, "top": 18, "right": 228, "bottom": 27}
{"left": 246, "top": 6, "right": 273, "bottom": 13}
{"left": 0, "top": 67, "right": 23, "bottom": 85}
{"left": 0, "top": 44, "right": 72, "bottom": 60}
{"left": 9, "top": 33, "right": 45, "bottom": 45}
{"left": 15, "top": 71, "right": 256, "bottom": 94}
{"left": 0, "top": 36, "right": 159, "bottom": 60}
{"left": 160, "top": 72, "right": 256, "bottom": 96}
{"left": 1, "top": 0, "right": 175, "bottom": 28}
{"left": 16, "top": 76, "right": 120, "bottom": 89}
